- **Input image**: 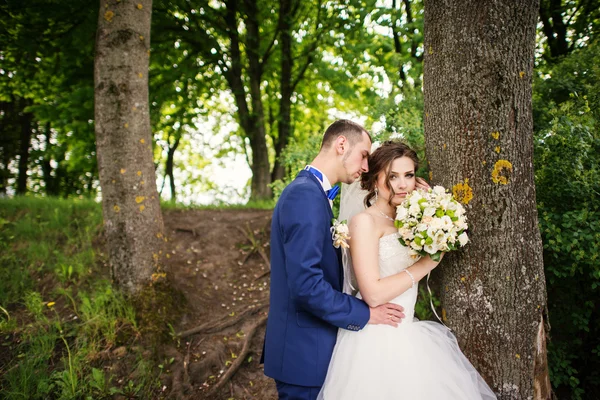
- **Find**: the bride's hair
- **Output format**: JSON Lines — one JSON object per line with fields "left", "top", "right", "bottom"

{"left": 361, "top": 141, "right": 419, "bottom": 208}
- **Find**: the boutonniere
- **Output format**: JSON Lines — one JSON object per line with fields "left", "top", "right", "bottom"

{"left": 330, "top": 219, "right": 350, "bottom": 249}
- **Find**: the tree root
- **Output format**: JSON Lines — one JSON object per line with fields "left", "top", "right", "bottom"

{"left": 175, "top": 223, "right": 204, "bottom": 236}
{"left": 205, "top": 314, "right": 268, "bottom": 398}
{"left": 177, "top": 303, "right": 269, "bottom": 339}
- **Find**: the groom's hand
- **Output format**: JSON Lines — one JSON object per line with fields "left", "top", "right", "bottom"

{"left": 368, "top": 303, "right": 405, "bottom": 327}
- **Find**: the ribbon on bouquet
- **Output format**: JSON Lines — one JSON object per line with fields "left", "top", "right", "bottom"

{"left": 426, "top": 272, "right": 453, "bottom": 332}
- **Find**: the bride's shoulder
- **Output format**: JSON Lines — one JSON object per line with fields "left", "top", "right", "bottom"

{"left": 349, "top": 210, "right": 376, "bottom": 230}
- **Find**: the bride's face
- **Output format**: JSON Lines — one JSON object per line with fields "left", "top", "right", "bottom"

{"left": 376, "top": 156, "right": 417, "bottom": 206}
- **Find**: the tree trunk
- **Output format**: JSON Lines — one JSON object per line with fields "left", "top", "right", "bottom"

{"left": 165, "top": 132, "right": 180, "bottom": 202}
{"left": 94, "top": 0, "right": 164, "bottom": 294}
{"left": 41, "top": 121, "right": 57, "bottom": 196}
{"left": 271, "top": 0, "right": 293, "bottom": 184}
{"left": 423, "top": 1, "right": 550, "bottom": 398}
{"left": 17, "top": 104, "right": 33, "bottom": 195}
{"left": 223, "top": 0, "right": 271, "bottom": 201}
{"left": 244, "top": 0, "right": 272, "bottom": 201}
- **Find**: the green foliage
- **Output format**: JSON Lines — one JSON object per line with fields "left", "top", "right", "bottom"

{"left": 533, "top": 40, "right": 600, "bottom": 398}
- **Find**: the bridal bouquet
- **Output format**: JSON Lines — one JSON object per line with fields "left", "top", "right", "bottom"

{"left": 395, "top": 186, "right": 469, "bottom": 261}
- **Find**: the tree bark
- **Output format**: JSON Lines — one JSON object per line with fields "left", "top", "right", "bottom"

{"left": 423, "top": 1, "right": 550, "bottom": 398}
{"left": 165, "top": 132, "right": 180, "bottom": 202}
{"left": 17, "top": 102, "right": 33, "bottom": 195}
{"left": 271, "top": 0, "right": 293, "bottom": 183}
{"left": 94, "top": 0, "right": 165, "bottom": 294}
{"left": 222, "top": 0, "right": 271, "bottom": 201}
{"left": 243, "top": 0, "right": 272, "bottom": 200}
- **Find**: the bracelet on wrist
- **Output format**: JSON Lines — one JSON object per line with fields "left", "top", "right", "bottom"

{"left": 404, "top": 268, "right": 416, "bottom": 288}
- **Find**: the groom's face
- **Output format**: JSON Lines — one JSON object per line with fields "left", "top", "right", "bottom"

{"left": 341, "top": 132, "right": 371, "bottom": 184}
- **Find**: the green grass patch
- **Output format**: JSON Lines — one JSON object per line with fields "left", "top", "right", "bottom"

{"left": 0, "top": 197, "right": 163, "bottom": 399}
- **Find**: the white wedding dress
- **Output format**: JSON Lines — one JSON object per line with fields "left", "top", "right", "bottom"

{"left": 317, "top": 232, "right": 497, "bottom": 399}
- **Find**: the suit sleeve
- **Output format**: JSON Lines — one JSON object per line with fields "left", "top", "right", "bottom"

{"left": 280, "top": 186, "right": 370, "bottom": 330}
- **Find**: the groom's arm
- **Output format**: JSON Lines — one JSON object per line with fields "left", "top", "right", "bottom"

{"left": 280, "top": 187, "right": 371, "bottom": 330}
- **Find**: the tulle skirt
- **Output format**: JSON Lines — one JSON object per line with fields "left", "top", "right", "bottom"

{"left": 317, "top": 320, "right": 497, "bottom": 399}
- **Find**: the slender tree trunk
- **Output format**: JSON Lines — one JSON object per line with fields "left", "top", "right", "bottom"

{"left": 245, "top": 0, "right": 272, "bottom": 201}
{"left": 423, "top": 1, "right": 550, "bottom": 398}
{"left": 223, "top": 0, "right": 271, "bottom": 201}
{"left": 165, "top": 133, "right": 180, "bottom": 202}
{"left": 41, "top": 122, "right": 57, "bottom": 196}
{"left": 271, "top": 0, "right": 293, "bottom": 183}
{"left": 17, "top": 104, "right": 33, "bottom": 195}
{"left": 94, "top": 0, "right": 164, "bottom": 294}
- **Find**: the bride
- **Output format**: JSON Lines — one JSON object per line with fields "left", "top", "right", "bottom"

{"left": 318, "top": 141, "right": 496, "bottom": 399}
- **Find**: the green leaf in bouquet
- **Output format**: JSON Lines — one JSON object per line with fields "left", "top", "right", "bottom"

{"left": 436, "top": 209, "right": 445, "bottom": 218}
{"left": 398, "top": 237, "right": 407, "bottom": 246}
{"left": 447, "top": 210, "right": 455, "bottom": 218}
{"left": 431, "top": 252, "right": 442, "bottom": 262}
{"left": 395, "top": 220, "right": 402, "bottom": 229}
{"left": 415, "top": 236, "right": 423, "bottom": 246}
{"left": 425, "top": 237, "right": 434, "bottom": 245}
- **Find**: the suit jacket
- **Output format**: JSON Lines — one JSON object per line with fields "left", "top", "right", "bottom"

{"left": 263, "top": 170, "right": 370, "bottom": 387}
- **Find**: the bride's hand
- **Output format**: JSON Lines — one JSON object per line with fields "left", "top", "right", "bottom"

{"left": 415, "top": 177, "right": 431, "bottom": 191}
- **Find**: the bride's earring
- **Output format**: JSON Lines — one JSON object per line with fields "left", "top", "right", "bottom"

{"left": 374, "top": 187, "right": 378, "bottom": 202}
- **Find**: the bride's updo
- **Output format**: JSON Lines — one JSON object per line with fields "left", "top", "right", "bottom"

{"left": 361, "top": 141, "right": 419, "bottom": 208}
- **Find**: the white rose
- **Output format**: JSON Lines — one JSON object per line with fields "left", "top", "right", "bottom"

{"left": 454, "top": 218, "right": 468, "bottom": 231}
{"left": 337, "top": 224, "right": 349, "bottom": 235}
{"left": 408, "top": 248, "right": 421, "bottom": 259}
{"left": 458, "top": 232, "right": 469, "bottom": 246}
{"left": 429, "top": 217, "right": 444, "bottom": 231}
{"left": 409, "top": 203, "right": 421, "bottom": 216}
{"left": 441, "top": 215, "right": 454, "bottom": 230}
{"left": 433, "top": 186, "right": 446, "bottom": 196}
{"left": 409, "top": 191, "right": 423, "bottom": 206}
{"left": 410, "top": 241, "right": 423, "bottom": 251}
{"left": 399, "top": 227, "right": 414, "bottom": 240}
{"left": 424, "top": 244, "right": 439, "bottom": 254}
{"left": 423, "top": 207, "right": 436, "bottom": 217}
{"left": 396, "top": 206, "right": 408, "bottom": 221}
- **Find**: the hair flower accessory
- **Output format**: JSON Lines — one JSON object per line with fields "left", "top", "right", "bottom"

{"left": 331, "top": 219, "right": 350, "bottom": 249}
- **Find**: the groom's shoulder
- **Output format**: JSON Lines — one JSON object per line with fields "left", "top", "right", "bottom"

{"left": 284, "top": 171, "right": 319, "bottom": 193}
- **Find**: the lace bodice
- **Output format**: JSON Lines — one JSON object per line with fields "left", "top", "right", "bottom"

{"left": 356, "top": 232, "right": 419, "bottom": 321}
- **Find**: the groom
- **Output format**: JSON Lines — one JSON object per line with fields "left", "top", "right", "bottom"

{"left": 263, "top": 120, "right": 405, "bottom": 399}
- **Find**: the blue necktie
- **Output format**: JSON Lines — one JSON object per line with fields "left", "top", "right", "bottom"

{"left": 326, "top": 185, "right": 340, "bottom": 200}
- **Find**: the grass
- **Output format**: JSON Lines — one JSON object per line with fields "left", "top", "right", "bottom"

{"left": 160, "top": 198, "right": 276, "bottom": 211}
{"left": 0, "top": 196, "right": 162, "bottom": 399}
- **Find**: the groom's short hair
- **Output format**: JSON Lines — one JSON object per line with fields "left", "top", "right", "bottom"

{"left": 320, "top": 119, "right": 371, "bottom": 150}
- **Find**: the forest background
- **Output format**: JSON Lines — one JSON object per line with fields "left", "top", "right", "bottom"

{"left": 0, "top": 0, "right": 599, "bottom": 399}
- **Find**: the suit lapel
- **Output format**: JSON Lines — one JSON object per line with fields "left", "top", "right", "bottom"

{"left": 298, "top": 170, "right": 334, "bottom": 220}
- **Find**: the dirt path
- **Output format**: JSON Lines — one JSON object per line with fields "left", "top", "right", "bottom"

{"left": 162, "top": 208, "right": 277, "bottom": 399}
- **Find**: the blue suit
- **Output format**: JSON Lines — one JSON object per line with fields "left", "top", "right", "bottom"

{"left": 263, "top": 170, "right": 370, "bottom": 393}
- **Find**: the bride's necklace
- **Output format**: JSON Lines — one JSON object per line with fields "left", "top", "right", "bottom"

{"left": 374, "top": 204, "right": 395, "bottom": 222}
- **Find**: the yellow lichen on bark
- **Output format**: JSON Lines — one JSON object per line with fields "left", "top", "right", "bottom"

{"left": 137, "top": 3, "right": 143, "bottom": 10}
{"left": 491, "top": 131, "right": 500, "bottom": 140}
{"left": 452, "top": 178, "right": 473, "bottom": 204}
{"left": 104, "top": 10, "right": 114, "bottom": 22}
{"left": 494, "top": 146, "right": 501, "bottom": 153}
{"left": 491, "top": 159, "right": 513, "bottom": 184}
{"left": 135, "top": 196, "right": 145, "bottom": 203}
